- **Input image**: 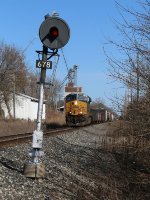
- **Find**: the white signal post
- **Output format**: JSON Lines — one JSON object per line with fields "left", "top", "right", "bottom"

{"left": 23, "top": 13, "right": 70, "bottom": 179}
{"left": 23, "top": 45, "right": 48, "bottom": 178}
{"left": 32, "top": 45, "right": 47, "bottom": 164}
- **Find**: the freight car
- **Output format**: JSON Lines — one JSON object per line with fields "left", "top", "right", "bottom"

{"left": 65, "top": 93, "right": 113, "bottom": 126}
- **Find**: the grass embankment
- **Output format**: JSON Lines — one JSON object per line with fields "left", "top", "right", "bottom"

{"left": 0, "top": 119, "right": 35, "bottom": 137}
{"left": 105, "top": 120, "right": 150, "bottom": 199}
{"left": 45, "top": 110, "right": 66, "bottom": 129}
{"left": 0, "top": 110, "right": 66, "bottom": 137}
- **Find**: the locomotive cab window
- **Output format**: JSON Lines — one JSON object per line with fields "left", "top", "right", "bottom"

{"left": 65, "top": 93, "right": 92, "bottom": 103}
{"left": 65, "top": 94, "right": 77, "bottom": 102}
{"left": 77, "top": 94, "right": 90, "bottom": 103}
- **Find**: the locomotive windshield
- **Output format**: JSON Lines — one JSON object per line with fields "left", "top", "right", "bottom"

{"left": 77, "top": 94, "right": 90, "bottom": 102}
{"left": 65, "top": 94, "right": 77, "bottom": 102}
{"left": 65, "top": 93, "right": 91, "bottom": 103}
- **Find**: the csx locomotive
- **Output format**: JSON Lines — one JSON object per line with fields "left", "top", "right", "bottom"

{"left": 65, "top": 93, "right": 92, "bottom": 126}
{"left": 65, "top": 93, "right": 114, "bottom": 126}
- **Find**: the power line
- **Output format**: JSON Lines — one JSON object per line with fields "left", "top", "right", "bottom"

{"left": 22, "top": 36, "right": 38, "bottom": 53}
{"left": 50, "top": 55, "right": 60, "bottom": 90}
{"left": 60, "top": 48, "right": 69, "bottom": 72}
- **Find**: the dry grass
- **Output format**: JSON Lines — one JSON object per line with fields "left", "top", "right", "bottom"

{"left": 45, "top": 110, "right": 66, "bottom": 129}
{"left": 103, "top": 120, "right": 150, "bottom": 199}
{"left": 46, "top": 110, "right": 66, "bottom": 125}
{"left": 0, "top": 110, "right": 66, "bottom": 137}
{"left": 0, "top": 119, "right": 36, "bottom": 137}
{"left": 106, "top": 120, "right": 149, "bottom": 146}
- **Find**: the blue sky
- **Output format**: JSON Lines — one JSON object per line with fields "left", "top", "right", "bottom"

{"left": 0, "top": 0, "right": 139, "bottom": 106}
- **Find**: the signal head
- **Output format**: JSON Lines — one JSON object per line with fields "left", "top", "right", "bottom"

{"left": 39, "top": 16, "right": 70, "bottom": 50}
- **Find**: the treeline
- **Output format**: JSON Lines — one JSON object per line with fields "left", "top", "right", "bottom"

{"left": 106, "top": 1, "right": 150, "bottom": 198}
{"left": 106, "top": 0, "right": 150, "bottom": 138}
{"left": 0, "top": 42, "right": 62, "bottom": 118}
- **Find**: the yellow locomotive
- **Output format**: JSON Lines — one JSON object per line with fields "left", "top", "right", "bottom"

{"left": 65, "top": 93, "right": 92, "bottom": 126}
{"left": 65, "top": 93, "right": 115, "bottom": 126}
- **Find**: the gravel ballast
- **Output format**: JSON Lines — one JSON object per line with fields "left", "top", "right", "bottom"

{"left": 0, "top": 124, "right": 130, "bottom": 200}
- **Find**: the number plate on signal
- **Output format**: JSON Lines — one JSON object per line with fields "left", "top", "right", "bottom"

{"left": 36, "top": 60, "right": 52, "bottom": 69}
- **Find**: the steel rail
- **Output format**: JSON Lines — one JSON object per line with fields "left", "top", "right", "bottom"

{"left": 0, "top": 122, "right": 101, "bottom": 147}
{"left": 0, "top": 127, "right": 75, "bottom": 147}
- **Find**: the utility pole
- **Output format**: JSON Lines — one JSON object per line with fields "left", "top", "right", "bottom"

{"left": 136, "top": 53, "right": 140, "bottom": 102}
{"left": 13, "top": 76, "right": 16, "bottom": 119}
{"left": 130, "top": 53, "right": 140, "bottom": 103}
{"left": 129, "top": 72, "right": 133, "bottom": 103}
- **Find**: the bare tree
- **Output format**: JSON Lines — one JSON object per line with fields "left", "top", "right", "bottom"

{"left": 23, "top": 70, "right": 39, "bottom": 98}
{"left": 104, "top": 3, "right": 150, "bottom": 194}
{"left": 105, "top": 1, "right": 150, "bottom": 111}
{"left": 0, "top": 42, "right": 27, "bottom": 117}
{"left": 45, "top": 78, "right": 63, "bottom": 110}
{"left": 90, "top": 97, "right": 106, "bottom": 109}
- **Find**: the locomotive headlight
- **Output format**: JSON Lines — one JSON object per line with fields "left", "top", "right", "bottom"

{"left": 80, "top": 111, "right": 83, "bottom": 114}
{"left": 74, "top": 101, "right": 78, "bottom": 105}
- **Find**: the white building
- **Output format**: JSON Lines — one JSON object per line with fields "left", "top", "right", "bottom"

{"left": 1, "top": 93, "right": 45, "bottom": 121}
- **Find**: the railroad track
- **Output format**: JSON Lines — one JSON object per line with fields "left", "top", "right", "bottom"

{"left": 0, "top": 127, "right": 75, "bottom": 147}
{"left": 0, "top": 122, "right": 102, "bottom": 147}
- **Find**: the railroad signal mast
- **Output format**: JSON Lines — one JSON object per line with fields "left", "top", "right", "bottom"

{"left": 68, "top": 65, "right": 78, "bottom": 86}
{"left": 23, "top": 12, "right": 70, "bottom": 178}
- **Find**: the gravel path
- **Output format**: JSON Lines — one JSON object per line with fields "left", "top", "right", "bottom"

{"left": 0, "top": 123, "right": 127, "bottom": 200}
